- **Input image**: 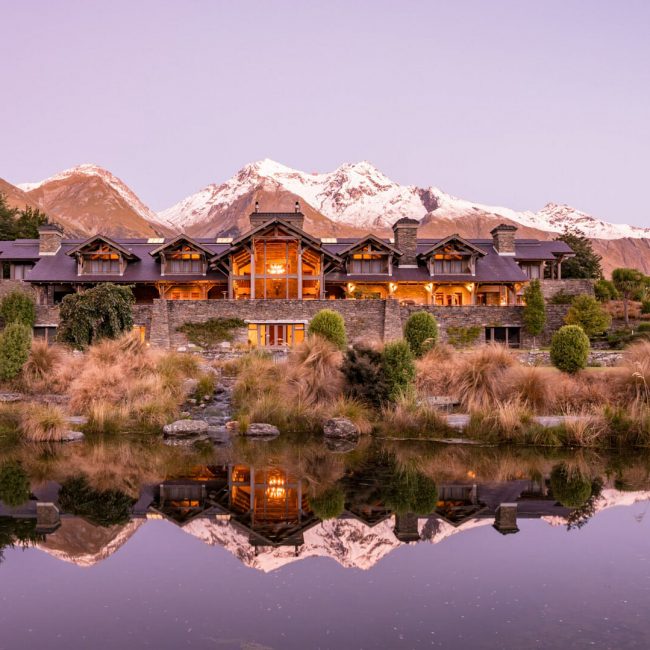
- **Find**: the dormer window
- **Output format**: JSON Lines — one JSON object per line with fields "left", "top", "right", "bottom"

{"left": 166, "top": 246, "right": 204, "bottom": 274}
{"left": 84, "top": 245, "right": 122, "bottom": 274}
{"left": 350, "top": 246, "right": 389, "bottom": 274}
{"left": 432, "top": 251, "right": 471, "bottom": 274}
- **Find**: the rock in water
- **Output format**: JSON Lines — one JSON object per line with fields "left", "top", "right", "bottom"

{"left": 323, "top": 417, "right": 360, "bottom": 440}
{"left": 163, "top": 419, "right": 209, "bottom": 436}
{"left": 245, "top": 423, "right": 280, "bottom": 437}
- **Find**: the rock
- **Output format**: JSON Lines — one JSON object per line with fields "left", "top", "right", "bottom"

{"left": 67, "top": 415, "right": 88, "bottom": 426}
{"left": 181, "top": 378, "right": 199, "bottom": 396}
{"left": 325, "top": 437, "right": 358, "bottom": 453}
{"left": 163, "top": 419, "right": 209, "bottom": 437}
{"left": 225, "top": 420, "right": 240, "bottom": 432}
{"left": 323, "top": 417, "right": 360, "bottom": 440}
{"left": 163, "top": 433, "right": 210, "bottom": 447}
{"left": 60, "top": 430, "right": 85, "bottom": 443}
{"left": 219, "top": 341, "right": 232, "bottom": 349}
{"left": 0, "top": 393, "right": 23, "bottom": 403}
{"left": 245, "top": 422, "right": 280, "bottom": 437}
{"left": 177, "top": 346, "right": 187, "bottom": 352}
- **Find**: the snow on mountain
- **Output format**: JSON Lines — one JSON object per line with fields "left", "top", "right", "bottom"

{"left": 19, "top": 163, "right": 160, "bottom": 225}
{"left": 156, "top": 159, "right": 650, "bottom": 240}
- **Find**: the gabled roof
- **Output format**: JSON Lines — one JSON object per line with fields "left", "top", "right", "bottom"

{"left": 210, "top": 217, "right": 343, "bottom": 265}
{"left": 418, "top": 234, "right": 487, "bottom": 258}
{"left": 149, "top": 234, "right": 214, "bottom": 258}
{"left": 337, "top": 233, "right": 403, "bottom": 257}
{"left": 65, "top": 235, "right": 140, "bottom": 260}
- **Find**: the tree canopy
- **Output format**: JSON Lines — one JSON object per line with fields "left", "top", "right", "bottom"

{"left": 612, "top": 268, "right": 647, "bottom": 326}
{"left": 522, "top": 279, "right": 546, "bottom": 341}
{"left": 554, "top": 228, "right": 603, "bottom": 279}
{"left": 0, "top": 194, "right": 49, "bottom": 240}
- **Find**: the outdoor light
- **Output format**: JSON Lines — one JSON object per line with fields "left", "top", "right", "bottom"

{"left": 389, "top": 282, "right": 397, "bottom": 293}
{"left": 424, "top": 283, "right": 433, "bottom": 293}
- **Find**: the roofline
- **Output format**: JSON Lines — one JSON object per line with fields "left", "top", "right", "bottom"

{"left": 65, "top": 235, "right": 141, "bottom": 261}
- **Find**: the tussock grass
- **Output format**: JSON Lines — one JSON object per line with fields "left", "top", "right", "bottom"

{"left": 20, "top": 340, "right": 64, "bottom": 393}
{"left": 20, "top": 403, "right": 68, "bottom": 442}
{"left": 378, "top": 393, "right": 450, "bottom": 438}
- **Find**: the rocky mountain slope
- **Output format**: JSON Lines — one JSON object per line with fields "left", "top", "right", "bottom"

{"left": 6, "top": 160, "right": 649, "bottom": 274}
{"left": 18, "top": 165, "right": 169, "bottom": 238}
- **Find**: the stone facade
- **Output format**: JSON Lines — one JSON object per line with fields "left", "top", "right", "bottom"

{"left": 540, "top": 279, "right": 594, "bottom": 300}
{"left": 490, "top": 224, "right": 517, "bottom": 255}
{"left": 393, "top": 220, "right": 419, "bottom": 266}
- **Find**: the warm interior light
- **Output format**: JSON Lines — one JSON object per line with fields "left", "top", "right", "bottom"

{"left": 389, "top": 282, "right": 397, "bottom": 293}
{"left": 424, "top": 282, "right": 433, "bottom": 293}
{"left": 265, "top": 474, "right": 286, "bottom": 499}
{"left": 268, "top": 263, "right": 286, "bottom": 275}
{"left": 347, "top": 282, "right": 356, "bottom": 293}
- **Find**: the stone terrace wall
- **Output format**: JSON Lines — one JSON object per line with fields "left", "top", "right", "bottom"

{"left": 154, "top": 299, "right": 388, "bottom": 348}
{"left": 540, "top": 279, "right": 594, "bottom": 300}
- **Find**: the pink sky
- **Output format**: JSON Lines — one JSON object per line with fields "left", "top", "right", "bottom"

{"left": 0, "top": 0, "right": 649, "bottom": 226}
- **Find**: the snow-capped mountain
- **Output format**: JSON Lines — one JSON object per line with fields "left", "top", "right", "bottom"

{"left": 155, "top": 159, "right": 650, "bottom": 240}
{"left": 18, "top": 164, "right": 168, "bottom": 238}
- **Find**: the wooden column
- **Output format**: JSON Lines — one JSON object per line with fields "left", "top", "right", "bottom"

{"left": 297, "top": 244, "right": 303, "bottom": 300}
{"left": 250, "top": 247, "right": 256, "bottom": 300}
{"left": 557, "top": 259, "right": 562, "bottom": 280}
{"left": 319, "top": 253, "right": 325, "bottom": 299}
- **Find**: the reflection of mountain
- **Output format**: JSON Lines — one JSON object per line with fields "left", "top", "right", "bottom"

{"left": 35, "top": 517, "right": 145, "bottom": 567}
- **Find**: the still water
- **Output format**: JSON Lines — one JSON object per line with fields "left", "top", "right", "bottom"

{"left": 1, "top": 437, "right": 650, "bottom": 649}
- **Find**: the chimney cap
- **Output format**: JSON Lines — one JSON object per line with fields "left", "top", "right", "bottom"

{"left": 490, "top": 223, "right": 517, "bottom": 235}
{"left": 38, "top": 222, "right": 64, "bottom": 234}
{"left": 393, "top": 217, "right": 419, "bottom": 227}
{"left": 254, "top": 201, "right": 259, "bottom": 213}
{"left": 295, "top": 201, "right": 300, "bottom": 213}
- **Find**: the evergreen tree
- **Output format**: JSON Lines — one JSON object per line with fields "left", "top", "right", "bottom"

{"left": 564, "top": 295, "right": 612, "bottom": 337}
{"left": 554, "top": 228, "right": 603, "bottom": 279}
{"left": 612, "top": 268, "right": 646, "bottom": 326}
{"left": 522, "top": 279, "right": 546, "bottom": 347}
{"left": 0, "top": 194, "right": 49, "bottom": 239}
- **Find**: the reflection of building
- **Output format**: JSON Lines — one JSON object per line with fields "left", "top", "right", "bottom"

{"left": 6, "top": 206, "right": 581, "bottom": 348}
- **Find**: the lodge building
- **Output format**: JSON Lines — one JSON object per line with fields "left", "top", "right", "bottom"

{"left": 0, "top": 204, "right": 579, "bottom": 348}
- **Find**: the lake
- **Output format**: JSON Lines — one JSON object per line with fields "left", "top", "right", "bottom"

{"left": 1, "top": 437, "right": 650, "bottom": 649}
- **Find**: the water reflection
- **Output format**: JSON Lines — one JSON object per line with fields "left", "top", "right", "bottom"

{"left": 2, "top": 439, "right": 650, "bottom": 572}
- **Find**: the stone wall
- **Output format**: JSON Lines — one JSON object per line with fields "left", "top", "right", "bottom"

{"left": 540, "top": 279, "right": 594, "bottom": 300}
{"left": 153, "top": 299, "right": 388, "bottom": 348}
{"left": 0, "top": 280, "right": 34, "bottom": 299}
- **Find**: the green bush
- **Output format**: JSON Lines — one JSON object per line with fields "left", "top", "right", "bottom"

{"left": 342, "top": 345, "right": 390, "bottom": 407}
{"left": 446, "top": 325, "right": 482, "bottom": 348}
{"left": 0, "top": 322, "right": 32, "bottom": 381}
{"left": 381, "top": 340, "right": 416, "bottom": 402}
{"left": 550, "top": 463, "right": 593, "bottom": 509}
{"left": 404, "top": 311, "right": 438, "bottom": 357}
{"left": 637, "top": 323, "right": 650, "bottom": 333}
{"left": 0, "top": 290, "right": 35, "bottom": 327}
{"left": 194, "top": 373, "right": 216, "bottom": 401}
{"left": 523, "top": 279, "right": 546, "bottom": 341}
{"left": 57, "top": 284, "right": 135, "bottom": 349}
{"left": 642, "top": 300, "right": 650, "bottom": 315}
{"left": 595, "top": 279, "right": 619, "bottom": 302}
{"left": 308, "top": 309, "right": 347, "bottom": 349}
{"left": 58, "top": 476, "right": 135, "bottom": 527}
{"left": 309, "top": 485, "right": 346, "bottom": 520}
{"left": 177, "top": 318, "right": 245, "bottom": 348}
{"left": 565, "top": 294, "right": 612, "bottom": 337}
{"left": 549, "top": 290, "right": 574, "bottom": 305}
{"left": 0, "top": 462, "right": 30, "bottom": 507}
{"left": 550, "top": 325, "right": 590, "bottom": 374}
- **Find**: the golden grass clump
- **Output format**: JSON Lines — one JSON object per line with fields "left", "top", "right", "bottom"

{"left": 415, "top": 344, "right": 461, "bottom": 397}
{"left": 20, "top": 403, "right": 68, "bottom": 442}
{"left": 20, "top": 340, "right": 64, "bottom": 392}
{"left": 284, "top": 335, "right": 343, "bottom": 406}
{"left": 379, "top": 393, "right": 449, "bottom": 438}
{"left": 616, "top": 340, "right": 650, "bottom": 406}
{"left": 451, "top": 344, "right": 516, "bottom": 411}
{"left": 501, "top": 365, "right": 555, "bottom": 413}
{"left": 325, "top": 396, "right": 373, "bottom": 435}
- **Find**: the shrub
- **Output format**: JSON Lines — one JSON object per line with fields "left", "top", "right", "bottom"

{"left": 0, "top": 322, "right": 32, "bottom": 381}
{"left": 550, "top": 463, "right": 593, "bottom": 509}
{"left": 565, "top": 295, "right": 612, "bottom": 337}
{"left": 309, "top": 485, "right": 346, "bottom": 520}
{"left": 638, "top": 323, "right": 650, "bottom": 333}
{"left": 20, "top": 403, "right": 68, "bottom": 442}
{"left": 0, "top": 462, "right": 30, "bottom": 507}
{"left": 523, "top": 280, "right": 546, "bottom": 343}
{"left": 177, "top": 318, "right": 245, "bottom": 348}
{"left": 308, "top": 310, "right": 347, "bottom": 349}
{"left": 612, "top": 268, "right": 646, "bottom": 326}
{"left": 58, "top": 476, "right": 135, "bottom": 527}
{"left": 446, "top": 326, "right": 481, "bottom": 348}
{"left": 404, "top": 312, "right": 438, "bottom": 358}
{"left": 0, "top": 290, "right": 35, "bottom": 327}
{"left": 595, "top": 279, "right": 619, "bottom": 302}
{"left": 550, "top": 290, "right": 574, "bottom": 305}
{"left": 21, "top": 339, "right": 63, "bottom": 390}
{"left": 381, "top": 340, "right": 416, "bottom": 402}
{"left": 642, "top": 300, "right": 650, "bottom": 315}
{"left": 57, "top": 284, "right": 135, "bottom": 349}
{"left": 342, "top": 345, "right": 390, "bottom": 407}
{"left": 194, "top": 373, "right": 216, "bottom": 401}
{"left": 550, "top": 325, "right": 590, "bottom": 374}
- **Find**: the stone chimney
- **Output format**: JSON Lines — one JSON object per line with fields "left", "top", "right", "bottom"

{"left": 490, "top": 223, "right": 517, "bottom": 255}
{"left": 493, "top": 503, "right": 519, "bottom": 535}
{"left": 392, "top": 217, "right": 419, "bottom": 267}
{"left": 249, "top": 203, "right": 305, "bottom": 230}
{"left": 38, "top": 223, "right": 64, "bottom": 256}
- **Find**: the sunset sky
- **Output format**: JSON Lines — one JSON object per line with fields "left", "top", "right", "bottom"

{"left": 1, "top": 0, "right": 648, "bottom": 226}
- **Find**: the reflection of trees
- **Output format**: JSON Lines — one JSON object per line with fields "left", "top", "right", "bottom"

{"left": 550, "top": 462, "right": 593, "bottom": 509}
{"left": 381, "top": 471, "right": 438, "bottom": 516}
{"left": 566, "top": 478, "right": 604, "bottom": 531}
{"left": 0, "top": 517, "right": 43, "bottom": 565}
{"left": 0, "top": 462, "right": 30, "bottom": 507}
{"left": 308, "top": 485, "right": 346, "bottom": 521}
{"left": 58, "top": 476, "right": 135, "bottom": 527}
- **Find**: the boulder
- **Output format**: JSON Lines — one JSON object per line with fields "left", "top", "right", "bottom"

{"left": 60, "top": 430, "right": 85, "bottom": 443}
{"left": 67, "top": 415, "right": 89, "bottom": 427}
{"left": 181, "top": 378, "right": 199, "bottom": 396}
{"left": 245, "top": 422, "right": 280, "bottom": 437}
{"left": 323, "top": 417, "right": 360, "bottom": 440}
{"left": 0, "top": 393, "right": 23, "bottom": 403}
{"left": 163, "top": 433, "right": 210, "bottom": 447}
{"left": 325, "top": 437, "right": 358, "bottom": 453}
{"left": 163, "top": 419, "right": 209, "bottom": 437}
